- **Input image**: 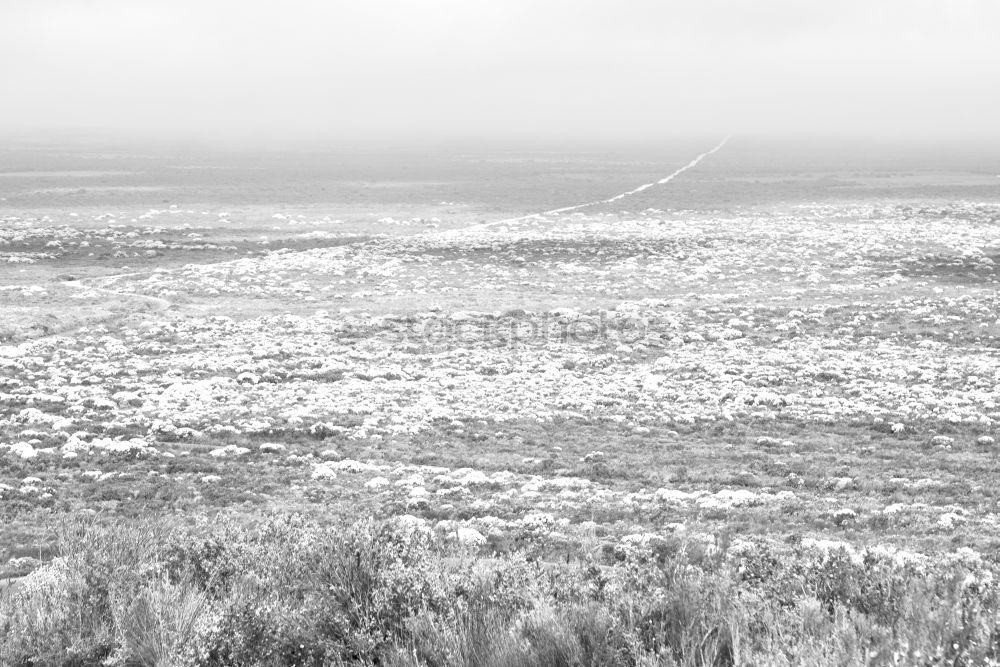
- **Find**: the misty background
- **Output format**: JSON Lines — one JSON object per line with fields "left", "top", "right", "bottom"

{"left": 1, "top": 0, "right": 998, "bottom": 147}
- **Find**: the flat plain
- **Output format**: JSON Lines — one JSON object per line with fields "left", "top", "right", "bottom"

{"left": 3, "top": 138, "right": 1000, "bottom": 665}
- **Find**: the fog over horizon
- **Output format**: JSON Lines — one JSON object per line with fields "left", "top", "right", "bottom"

{"left": 1, "top": 0, "right": 998, "bottom": 148}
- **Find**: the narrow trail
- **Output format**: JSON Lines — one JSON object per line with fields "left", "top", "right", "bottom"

{"left": 455, "top": 135, "right": 731, "bottom": 234}
{"left": 21, "top": 136, "right": 732, "bottom": 334}
{"left": 5, "top": 280, "right": 174, "bottom": 346}
{"left": 62, "top": 279, "right": 173, "bottom": 312}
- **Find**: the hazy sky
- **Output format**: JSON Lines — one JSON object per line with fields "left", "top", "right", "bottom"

{"left": 1, "top": 0, "right": 997, "bottom": 144}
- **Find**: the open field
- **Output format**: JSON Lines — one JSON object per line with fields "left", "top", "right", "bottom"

{"left": 3, "top": 141, "right": 1000, "bottom": 664}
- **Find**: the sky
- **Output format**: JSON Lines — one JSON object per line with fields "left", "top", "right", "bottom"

{"left": 1, "top": 0, "right": 997, "bottom": 145}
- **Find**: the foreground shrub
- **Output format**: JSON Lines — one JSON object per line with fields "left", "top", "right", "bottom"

{"left": 110, "top": 576, "right": 209, "bottom": 666}
{"left": 5, "top": 515, "right": 1000, "bottom": 665}
{"left": 0, "top": 517, "right": 171, "bottom": 666}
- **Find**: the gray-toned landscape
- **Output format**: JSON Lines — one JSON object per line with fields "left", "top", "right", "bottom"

{"left": 2, "top": 2, "right": 1000, "bottom": 666}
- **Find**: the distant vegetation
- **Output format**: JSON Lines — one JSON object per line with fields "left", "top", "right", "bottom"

{"left": 4, "top": 179, "right": 1000, "bottom": 666}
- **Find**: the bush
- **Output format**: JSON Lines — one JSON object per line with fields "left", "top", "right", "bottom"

{"left": 5, "top": 515, "right": 1000, "bottom": 666}
{"left": 110, "top": 576, "right": 210, "bottom": 667}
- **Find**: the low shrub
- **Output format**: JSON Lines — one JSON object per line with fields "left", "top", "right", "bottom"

{"left": 4, "top": 515, "right": 1000, "bottom": 665}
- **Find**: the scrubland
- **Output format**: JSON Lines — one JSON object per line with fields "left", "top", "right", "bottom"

{"left": 3, "top": 196, "right": 1000, "bottom": 665}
